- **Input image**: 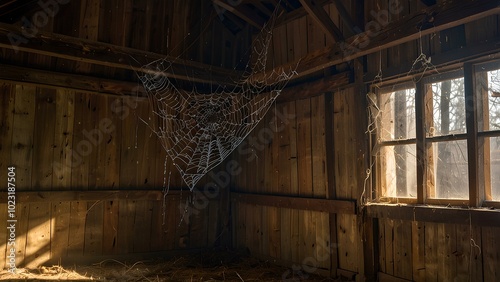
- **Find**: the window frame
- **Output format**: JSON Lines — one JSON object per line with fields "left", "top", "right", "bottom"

{"left": 371, "top": 57, "right": 500, "bottom": 208}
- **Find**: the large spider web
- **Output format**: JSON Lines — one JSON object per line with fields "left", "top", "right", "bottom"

{"left": 139, "top": 14, "right": 296, "bottom": 190}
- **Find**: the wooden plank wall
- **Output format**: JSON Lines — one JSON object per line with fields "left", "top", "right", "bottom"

{"left": 0, "top": 0, "right": 250, "bottom": 269}
{"left": 231, "top": 1, "right": 366, "bottom": 279}
{"left": 0, "top": 83, "right": 222, "bottom": 268}
{"left": 233, "top": 0, "right": 500, "bottom": 281}
{"left": 364, "top": 1, "right": 500, "bottom": 281}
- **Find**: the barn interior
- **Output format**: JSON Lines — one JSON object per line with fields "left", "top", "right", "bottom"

{"left": 1, "top": 0, "right": 500, "bottom": 281}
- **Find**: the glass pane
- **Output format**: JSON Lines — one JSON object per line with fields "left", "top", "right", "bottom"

{"left": 380, "top": 144, "right": 417, "bottom": 198}
{"left": 429, "top": 140, "right": 469, "bottom": 199}
{"left": 378, "top": 89, "right": 416, "bottom": 141}
{"left": 428, "top": 78, "right": 466, "bottom": 137}
{"left": 490, "top": 137, "right": 500, "bottom": 200}
{"left": 476, "top": 68, "right": 500, "bottom": 132}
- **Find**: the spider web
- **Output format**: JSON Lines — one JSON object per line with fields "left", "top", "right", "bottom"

{"left": 138, "top": 12, "right": 296, "bottom": 190}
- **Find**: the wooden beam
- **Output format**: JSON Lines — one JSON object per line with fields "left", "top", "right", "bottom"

{"left": 213, "top": 0, "right": 266, "bottom": 29}
{"left": 0, "top": 22, "right": 242, "bottom": 86}
{"left": 277, "top": 70, "right": 352, "bottom": 103}
{"left": 365, "top": 36, "right": 500, "bottom": 85}
{"left": 274, "top": 0, "right": 330, "bottom": 27}
{"left": 332, "top": 0, "right": 360, "bottom": 36}
{"left": 0, "top": 190, "right": 218, "bottom": 203}
{"left": 299, "top": 0, "right": 343, "bottom": 42}
{"left": 231, "top": 192, "right": 356, "bottom": 214}
{"left": 253, "top": 0, "right": 500, "bottom": 82}
{"left": 0, "top": 64, "right": 145, "bottom": 97}
{"left": 366, "top": 203, "right": 500, "bottom": 227}
{"left": 465, "top": 62, "right": 481, "bottom": 207}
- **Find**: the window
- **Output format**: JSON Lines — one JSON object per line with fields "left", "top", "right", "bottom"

{"left": 424, "top": 75, "right": 469, "bottom": 200}
{"left": 476, "top": 63, "right": 500, "bottom": 202}
{"left": 376, "top": 87, "right": 417, "bottom": 199}
{"left": 372, "top": 58, "right": 500, "bottom": 207}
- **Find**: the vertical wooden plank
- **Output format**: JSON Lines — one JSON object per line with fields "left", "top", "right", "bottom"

{"left": 0, "top": 203, "right": 7, "bottom": 269}
{"left": 0, "top": 83, "right": 14, "bottom": 191}
{"left": 68, "top": 92, "right": 89, "bottom": 258}
{"left": 67, "top": 201, "right": 86, "bottom": 258}
{"left": 412, "top": 221, "right": 426, "bottom": 281}
{"left": 424, "top": 222, "right": 438, "bottom": 281}
{"left": 51, "top": 89, "right": 73, "bottom": 262}
{"left": 15, "top": 203, "right": 29, "bottom": 267}
{"left": 437, "top": 223, "right": 457, "bottom": 281}
{"left": 10, "top": 85, "right": 35, "bottom": 267}
{"left": 11, "top": 85, "right": 36, "bottom": 190}
{"left": 288, "top": 100, "right": 300, "bottom": 264}
{"left": 279, "top": 102, "right": 292, "bottom": 261}
{"left": 102, "top": 95, "right": 121, "bottom": 254}
{"left": 482, "top": 227, "right": 499, "bottom": 282}
{"left": 296, "top": 98, "right": 312, "bottom": 266}
{"left": 84, "top": 201, "right": 104, "bottom": 256}
{"left": 84, "top": 93, "right": 104, "bottom": 257}
{"left": 311, "top": 93, "right": 330, "bottom": 270}
{"left": 117, "top": 199, "right": 135, "bottom": 254}
{"left": 455, "top": 224, "right": 469, "bottom": 282}
{"left": 394, "top": 220, "right": 413, "bottom": 280}
{"left": 77, "top": 0, "right": 100, "bottom": 73}
{"left": 378, "top": 219, "right": 387, "bottom": 274}
{"left": 25, "top": 202, "right": 51, "bottom": 268}
{"left": 465, "top": 63, "right": 481, "bottom": 207}
{"left": 384, "top": 219, "right": 394, "bottom": 276}
{"left": 0, "top": 85, "right": 14, "bottom": 268}
{"left": 132, "top": 100, "right": 153, "bottom": 253}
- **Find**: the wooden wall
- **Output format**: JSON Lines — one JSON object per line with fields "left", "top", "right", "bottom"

{"left": 231, "top": 0, "right": 500, "bottom": 281}
{"left": 365, "top": 1, "right": 500, "bottom": 281}
{"left": 230, "top": 2, "right": 367, "bottom": 279}
{"left": 0, "top": 83, "right": 222, "bottom": 268}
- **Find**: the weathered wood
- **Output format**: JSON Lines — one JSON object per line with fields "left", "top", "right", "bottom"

{"left": 252, "top": 0, "right": 500, "bottom": 81}
{"left": 366, "top": 204, "right": 500, "bottom": 227}
{"left": 231, "top": 192, "right": 356, "bottom": 214}
{"left": 465, "top": 63, "right": 481, "bottom": 207}
{"left": 0, "top": 190, "right": 196, "bottom": 203}
{"left": 299, "top": 0, "right": 343, "bottom": 42}
{"left": 274, "top": 0, "right": 330, "bottom": 27}
{"left": 11, "top": 85, "right": 36, "bottom": 190}
{"left": 213, "top": 0, "right": 265, "bottom": 29}
{"left": 0, "top": 22, "right": 242, "bottom": 85}
{"left": 378, "top": 272, "right": 413, "bottom": 282}
{"left": 25, "top": 202, "right": 51, "bottom": 268}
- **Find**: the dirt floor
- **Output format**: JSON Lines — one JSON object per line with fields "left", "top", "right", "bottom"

{"left": 0, "top": 250, "right": 345, "bottom": 281}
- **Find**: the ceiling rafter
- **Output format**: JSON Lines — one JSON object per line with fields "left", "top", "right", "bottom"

{"left": 0, "top": 22, "right": 243, "bottom": 86}
{"left": 213, "top": 0, "right": 267, "bottom": 29}
{"left": 332, "top": 0, "right": 360, "bottom": 36}
{"left": 251, "top": 0, "right": 500, "bottom": 82}
{"left": 298, "top": 0, "right": 344, "bottom": 42}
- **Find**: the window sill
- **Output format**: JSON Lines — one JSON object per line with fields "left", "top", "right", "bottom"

{"left": 365, "top": 202, "right": 500, "bottom": 227}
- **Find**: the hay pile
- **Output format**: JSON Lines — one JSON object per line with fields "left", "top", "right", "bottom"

{"left": 0, "top": 250, "right": 340, "bottom": 281}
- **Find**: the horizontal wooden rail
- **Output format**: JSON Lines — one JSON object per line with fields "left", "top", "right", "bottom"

{"left": 277, "top": 70, "right": 352, "bottom": 103}
{"left": 0, "top": 189, "right": 216, "bottom": 203}
{"left": 0, "top": 64, "right": 146, "bottom": 97}
{"left": 253, "top": 0, "right": 500, "bottom": 81}
{"left": 366, "top": 203, "right": 500, "bottom": 227}
{"left": 231, "top": 192, "right": 356, "bottom": 214}
{"left": 0, "top": 22, "right": 242, "bottom": 86}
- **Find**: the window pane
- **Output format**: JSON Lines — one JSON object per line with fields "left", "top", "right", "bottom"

{"left": 380, "top": 144, "right": 417, "bottom": 198}
{"left": 429, "top": 140, "right": 469, "bottom": 199}
{"left": 487, "top": 70, "right": 500, "bottom": 131}
{"left": 378, "top": 89, "right": 416, "bottom": 141}
{"left": 428, "top": 78, "right": 466, "bottom": 137}
{"left": 476, "top": 68, "right": 500, "bottom": 132}
{"left": 489, "top": 137, "right": 500, "bottom": 200}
